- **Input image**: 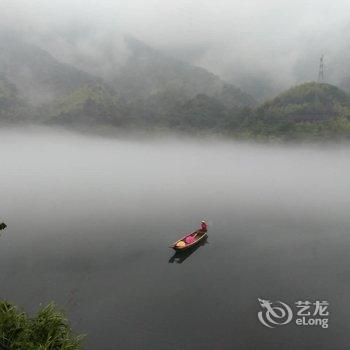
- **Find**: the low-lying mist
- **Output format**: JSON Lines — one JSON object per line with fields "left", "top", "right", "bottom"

{"left": 1, "top": 126, "right": 350, "bottom": 232}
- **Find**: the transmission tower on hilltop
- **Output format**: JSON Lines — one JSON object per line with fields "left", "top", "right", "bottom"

{"left": 318, "top": 54, "right": 325, "bottom": 82}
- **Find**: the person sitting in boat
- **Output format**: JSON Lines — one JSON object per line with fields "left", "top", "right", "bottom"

{"left": 201, "top": 220, "right": 208, "bottom": 231}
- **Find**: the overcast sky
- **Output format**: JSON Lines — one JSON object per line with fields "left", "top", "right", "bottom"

{"left": 1, "top": 0, "right": 350, "bottom": 92}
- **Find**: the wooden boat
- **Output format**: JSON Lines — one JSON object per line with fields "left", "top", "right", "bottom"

{"left": 170, "top": 229, "right": 208, "bottom": 251}
{"left": 169, "top": 236, "right": 208, "bottom": 263}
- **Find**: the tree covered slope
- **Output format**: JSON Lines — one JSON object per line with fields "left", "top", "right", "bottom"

{"left": 2, "top": 30, "right": 350, "bottom": 140}
{"left": 241, "top": 82, "right": 350, "bottom": 140}
{"left": 0, "top": 32, "right": 97, "bottom": 106}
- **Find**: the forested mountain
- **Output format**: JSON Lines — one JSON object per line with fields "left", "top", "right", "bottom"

{"left": 0, "top": 32, "right": 256, "bottom": 129}
{"left": 0, "top": 32, "right": 97, "bottom": 106}
{"left": 0, "top": 76, "right": 27, "bottom": 121}
{"left": 45, "top": 83, "right": 129, "bottom": 126}
{"left": 1, "top": 31, "right": 350, "bottom": 140}
{"left": 113, "top": 37, "right": 256, "bottom": 108}
{"left": 137, "top": 93, "right": 230, "bottom": 130}
{"left": 110, "top": 37, "right": 256, "bottom": 124}
{"left": 258, "top": 82, "right": 349, "bottom": 122}
{"left": 240, "top": 82, "right": 350, "bottom": 140}
{"left": 113, "top": 37, "right": 223, "bottom": 100}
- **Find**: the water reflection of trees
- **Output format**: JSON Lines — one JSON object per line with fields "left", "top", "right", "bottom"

{"left": 168, "top": 237, "right": 208, "bottom": 264}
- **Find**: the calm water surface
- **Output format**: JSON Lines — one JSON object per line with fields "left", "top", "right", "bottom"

{"left": 0, "top": 128, "right": 349, "bottom": 349}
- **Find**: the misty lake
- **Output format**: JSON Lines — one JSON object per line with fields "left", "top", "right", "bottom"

{"left": 0, "top": 127, "right": 350, "bottom": 349}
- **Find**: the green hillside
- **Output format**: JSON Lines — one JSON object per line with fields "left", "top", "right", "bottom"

{"left": 113, "top": 37, "right": 256, "bottom": 109}
{"left": 2, "top": 30, "right": 350, "bottom": 141}
{"left": 241, "top": 82, "right": 350, "bottom": 140}
{"left": 0, "top": 32, "right": 256, "bottom": 129}
{"left": 0, "top": 77, "right": 26, "bottom": 121}
{"left": 258, "top": 82, "right": 349, "bottom": 122}
{"left": 174, "top": 94, "right": 229, "bottom": 130}
{"left": 214, "top": 84, "right": 257, "bottom": 109}
{"left": 47, "top": 83, "right": 129, "bottom": 126}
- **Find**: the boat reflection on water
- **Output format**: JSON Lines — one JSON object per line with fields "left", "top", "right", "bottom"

{"left": 168, "top": 237, "right": 208, "bottom": 264}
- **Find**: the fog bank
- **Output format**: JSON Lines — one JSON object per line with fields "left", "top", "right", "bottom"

{"left": 1, "top": 127, "right": 350, "bottom": 230}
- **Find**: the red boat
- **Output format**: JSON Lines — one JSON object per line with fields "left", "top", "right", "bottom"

{"left": 170, "top": 229, "right": 208, "bottom": 251}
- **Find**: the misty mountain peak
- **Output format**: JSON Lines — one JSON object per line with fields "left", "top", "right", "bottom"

{"left": 0, "top": 31, "right": 97, "bottom": 105}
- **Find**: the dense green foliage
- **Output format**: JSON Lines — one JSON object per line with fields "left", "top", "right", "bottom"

{"left": 46, "top": 83, "right": 129, "bottom": 126}
{"left": 214, "top": 84, "right": 257, "bottom": 109}
{"left": 0, "top": 301, "right": 83, "bottom": 350}
{"left": 172, "top": 94, "right": 229, "bottom": 130}
{"left": 237, "top": 83, "right": 350, "bottom": 140}
{"left": 4, "top": 78, "right": 350, "bottom": 141}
